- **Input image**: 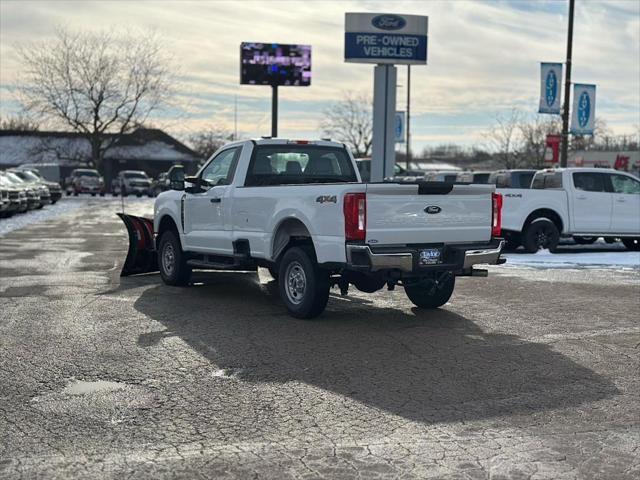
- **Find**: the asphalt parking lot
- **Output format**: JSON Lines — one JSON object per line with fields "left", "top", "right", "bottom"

{"left": 1, "top": 198, "right": 639, "bottom": 479}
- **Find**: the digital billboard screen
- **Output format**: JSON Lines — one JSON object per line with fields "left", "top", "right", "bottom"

{"left": 240, "top": 42, "right": 311, "bottom": 87}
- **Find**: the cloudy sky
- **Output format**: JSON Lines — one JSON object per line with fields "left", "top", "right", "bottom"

{"left": 1, "top": 0, "right": 638, "bottom": 152}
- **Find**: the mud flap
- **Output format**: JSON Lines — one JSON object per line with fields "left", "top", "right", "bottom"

{"left": 117, "top": 213, "right": 158, "bottom": 276}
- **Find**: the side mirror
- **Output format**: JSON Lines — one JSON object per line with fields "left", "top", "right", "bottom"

{"left": 168, "top": 167, "right": 185, "bottom": 191}
{"left": 183, "top": 175, "right": 201, "bottom": 194}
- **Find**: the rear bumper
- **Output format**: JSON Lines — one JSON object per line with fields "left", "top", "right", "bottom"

{"left": 345, "top": 239, "right": 505, "bottom": 274}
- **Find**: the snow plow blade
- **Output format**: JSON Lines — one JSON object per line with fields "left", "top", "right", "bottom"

{"left": 118, "top": 213, "right": 158, "bottom": 276}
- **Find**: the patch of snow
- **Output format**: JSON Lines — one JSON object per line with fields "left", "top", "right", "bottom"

{"left": 0, "top": 199, "right": 84, "bottom": 237}
{"left": 503, "top": 248, "right": 640, "bottom": 269}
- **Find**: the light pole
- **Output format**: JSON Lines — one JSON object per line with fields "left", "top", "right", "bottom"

{"left": 560, "top": 0, "right": 575, "bottom": 168}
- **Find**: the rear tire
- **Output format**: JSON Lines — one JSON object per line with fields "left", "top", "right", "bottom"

{"left": 158, "top": 230, "right": 191, "bottom": 286}
{"left": 278, "top": 246, "right": 329, "bottom": 319}
{"left": 622, "top": 238, "right": 640, "bottom": 251}
{"left": 404, "top": 274, "right": 455, "bottom": 309}
{"left": 522, "top": 218, "right": 560, "bottom": 253}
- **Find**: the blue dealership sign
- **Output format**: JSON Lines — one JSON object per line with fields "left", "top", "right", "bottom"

{"left": 571, "top": 84, "right": 596, "bottom": 135}
{"left": 539, "top": 62, "right": 562, "bottom": 114}
{"left": 345, "top": 13, "right": 428, "bottom": 65}
{"left": 394, "top": 111, "right": 405, "bottom": 143}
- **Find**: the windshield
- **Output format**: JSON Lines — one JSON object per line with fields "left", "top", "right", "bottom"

{"left": 123, "top": 172, "right": 149, "bottom": 179}
{"left": 245, "top": 145, "right": 357, "bottom": 186}
{"left": 26, "top": 170, "right": 44, "bottom": 180}
{"left": 75, "top": 170, "right": 99, "bottom": 177}
{"left": 15, "top": 171, "right": 41, "bottom": 182}
{"left": 4, "top": 172, "right": 25, "bottom": 184}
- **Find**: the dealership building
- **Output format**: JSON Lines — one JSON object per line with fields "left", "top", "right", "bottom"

{"left": 0, "top": 128, "right": 201, "bottom": 184}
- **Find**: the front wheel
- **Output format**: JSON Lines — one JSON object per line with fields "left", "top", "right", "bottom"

{"left": 158, "top": 230, "right": 191, "bottom": 286}
{"left": 404, "top": 274, "right": 455, "bottom": 309}
{"left": 278, "top": 246, "right": 330, "bottom": 319}
{"left": 622, "top": 238, "right": 640, "bottom": 251}
{"left": 522, "top": 218, "right": 560, "bottom": 253}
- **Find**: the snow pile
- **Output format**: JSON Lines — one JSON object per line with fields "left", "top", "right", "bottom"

{"left": 0, "top": 199, "right": 84, "bottom": 237}
{"left": 503, "top": 249, "right": 640, "bottom": 269}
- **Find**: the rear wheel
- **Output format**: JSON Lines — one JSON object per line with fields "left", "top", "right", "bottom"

{"left": 158, "top": 230, "right": 191, "bottom": 286}
{"left": 278, "top": 246, "right": 330, "bottom": 319}
{"left": 522, "top": 218, "right": 560, "bottom": 253}
{"left": 404, "top": 274, "right": 455, "bottom": 309}
{"left": 622, "top": 238, "right": 640, "bottom": 251}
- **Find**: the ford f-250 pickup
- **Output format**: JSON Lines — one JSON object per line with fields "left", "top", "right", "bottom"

{"left": 119, "top": 139, "right": 505, "bottom": 319}
{"left": 498, "top": 167, "right": 640, "bottom": 252}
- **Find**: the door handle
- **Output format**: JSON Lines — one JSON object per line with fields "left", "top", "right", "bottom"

{"left": 210, "top": 198, "right": 221, "bottom": 203}
{"left": 616, "top": 198, "right": 626, "bottom": 203}
{"left": 576, "top": 195, "right": 587, "bottom": 200}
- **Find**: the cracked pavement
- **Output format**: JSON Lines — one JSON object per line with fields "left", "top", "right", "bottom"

{"left": 1, "top": 198, "right": 639, "bottom": 479}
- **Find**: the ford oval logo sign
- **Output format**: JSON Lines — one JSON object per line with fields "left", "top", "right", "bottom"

{"left": 371, "top": 14, "right": 406, "bottom": 31}
{"left": 424, "top": 205, "right": 441, "bottom": 214}
{"left": 578, "top": 91, "right": 591, "bottom": 128}
{"left": 545, "top": 70, "right": 557, "bottom": 107}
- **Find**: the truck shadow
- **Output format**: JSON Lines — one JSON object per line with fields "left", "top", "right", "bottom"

{"left": 130, "top": 271, "right": 619, "bottom": 424}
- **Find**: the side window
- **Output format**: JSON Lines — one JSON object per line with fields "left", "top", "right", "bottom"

{"left": 545, "top": 172, "right": 563, "bottom": 189}
{"left": 610, "top": 174, "right": 640, "bottom": 194}
{"left": 517, "top": 173, "right": 534, "bottom": 188}
{"left": 533, "top": 172, "right": 563, "bottom": 189}
{"left": 495, "top": 174, "right": 509, "bottom": 188}
{"left": 573, "top": 172, "right": 606, "bottom": 192}
{"left": 200, "top": 148, "right": 240, "bottom": 187}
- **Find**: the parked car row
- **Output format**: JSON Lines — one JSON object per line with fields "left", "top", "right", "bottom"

{"left": 0, "top": 167, "right": 63, "bottom": 218}
{"left": 61, "top": 166, "right": 187, "bottom": 198}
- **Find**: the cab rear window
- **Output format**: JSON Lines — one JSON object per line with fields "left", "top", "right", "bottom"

{"left": 245, "top": 146, "right": 357, "bottom": 186}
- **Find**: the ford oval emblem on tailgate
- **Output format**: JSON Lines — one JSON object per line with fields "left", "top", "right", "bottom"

{"left": 424, "top": 206, "right": 441, "bottom": 214}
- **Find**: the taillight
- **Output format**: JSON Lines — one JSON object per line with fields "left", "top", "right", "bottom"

{"left": 344, "top": 192, "right": 366, "bottom": 241}
{"left": 492, "top": 192, "right": 503, "bottom": 238}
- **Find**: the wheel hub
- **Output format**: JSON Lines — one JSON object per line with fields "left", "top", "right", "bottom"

{"left": 162, "top": 243, "right": 175, "bottom": 275}
{"left": 285, "top": 261, "right": 307, "bottom": 305}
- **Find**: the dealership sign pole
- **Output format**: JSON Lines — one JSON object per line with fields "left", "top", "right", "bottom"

{"left": 345, "top": 13, "right": 428, "bottom": 181}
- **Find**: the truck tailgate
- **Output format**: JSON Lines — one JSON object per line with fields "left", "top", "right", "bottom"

{"left": 365, "top": 183, "right": 494, "bottom": 245}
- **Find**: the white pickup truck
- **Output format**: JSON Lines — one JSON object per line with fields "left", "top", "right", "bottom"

{"left": 499, "top": 167, "right": 640, "bottom": 252}
{"left": 121, "top": 139, "right": 505, "bottom": 318}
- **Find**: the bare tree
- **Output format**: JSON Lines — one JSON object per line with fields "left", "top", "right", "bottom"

{"left": 0, "top": 115, "right": 39, "bottom": 131}
{"left": 320, "top": 92, "right": 372, "bottom": 158}
{"left": 188, "top": 125, "right": 233, "bottom": 162}
{"left": 518, "top": 114, "right": 562, "bottom": 169}
{"left": 17, "top": 27, "right": 173, "bottom": 172}
{"left": 486, "top": 109, "right": 523, "bottom": 169}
